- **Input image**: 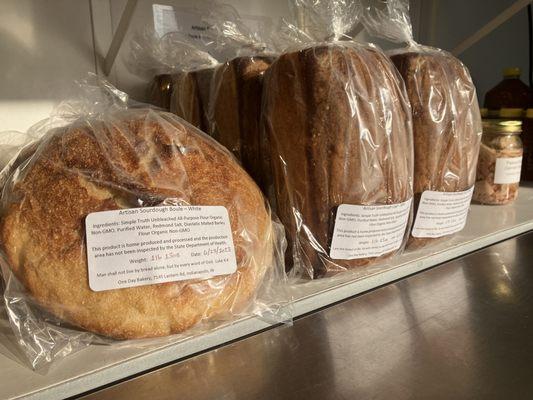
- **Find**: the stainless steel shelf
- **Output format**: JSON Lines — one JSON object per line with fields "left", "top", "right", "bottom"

{"left": 81, "top": 231, "right": 533, "bottom": 400}
{"left": 2, "top": 186, "right": 533, "bottom": 400}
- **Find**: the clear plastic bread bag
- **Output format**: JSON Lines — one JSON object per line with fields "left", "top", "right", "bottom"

{"left": 361, "top": 0, "right": 482, "bottom": 249}
{"left": 126, "top": 1, "right": 229, "bottom": 113}
{"left": 203, "top": 10, "right": 280, "bottom": 197}
{"left": 0, "top": 75, "right": 290, "bottom": 370}
{"left": 261, "top": 0, "right": 415, "bottom": 279}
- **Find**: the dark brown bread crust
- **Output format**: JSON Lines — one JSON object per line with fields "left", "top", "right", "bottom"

{"left": 211, "top": 56, "right": 274, "bottom": 193}
{"left": 0, "top": 109, "right": 273, "bottom": 339}
{"left": 391, "top": 49, "right": 481, "bottom": 249}
{"left": 170, "top": 67, "right": 215, "bottom": 132}
{"left": 263, "top": 44, "right": 413, "bottom": 278}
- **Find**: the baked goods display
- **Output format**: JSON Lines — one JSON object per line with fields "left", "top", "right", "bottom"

{"left": 210, "top": 56, "right": 273, "bottom": 192}
{"left": 262, "top": 43, "right": 413, "bottom": 278}
{"left": 0, "top": 0, "right": 501, "bottom": 372}
{"left": 0, "top": 109, "right": 278, "bottom": 339}
{"left": 391, "top": 49, "right": 482, "bottom": 248}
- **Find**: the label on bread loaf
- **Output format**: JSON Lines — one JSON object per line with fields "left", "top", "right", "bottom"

{"left": 330, "top": 199, "right": 412, "bottom": 260}
{"left": 85, "top": 206, "right": 237, "bottom": 292}
{"left": 411, "top": 187, "right": 474, "bottom": 238}
{"left": 494, "top": 157, "right": 523, "bottom": 184}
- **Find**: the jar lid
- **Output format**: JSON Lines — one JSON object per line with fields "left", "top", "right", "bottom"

{"left": 482, "top": 119, "right": 522, "bottom": 134}
{"left": 503, "top": 67, "right": 521, "bottom": 78}
{"left": 499, "top": 108, "right": 524, "bottom": 118}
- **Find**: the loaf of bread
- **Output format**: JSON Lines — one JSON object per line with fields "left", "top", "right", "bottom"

{"left": 262, "top": 43, "right": 413, "bottom": 278}
{"left": 0, "top": 109, "right": 274, "bottom": 339}
{"left": 391, "top": 49, "right": 481, "bottom": 248}
{"left": 210, "top": 56, "right": 273, "bottom": 193}
{"left": 170, "top": 67, "right": 215, "bottom": 132}
{"left": 148, "top": 74, "right": 173, "bottom": 110}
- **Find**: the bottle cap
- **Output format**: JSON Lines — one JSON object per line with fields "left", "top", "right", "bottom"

{"left": 503, "top": 67, "right": 521, "bottom": 78}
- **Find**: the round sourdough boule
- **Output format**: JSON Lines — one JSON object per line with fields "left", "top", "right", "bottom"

{"left": 0, "top": 109, "right": 273, "bottom": 339}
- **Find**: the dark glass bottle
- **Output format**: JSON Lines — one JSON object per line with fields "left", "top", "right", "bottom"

{"left": 484, "top": 67, "right": 531, "bottom": 111}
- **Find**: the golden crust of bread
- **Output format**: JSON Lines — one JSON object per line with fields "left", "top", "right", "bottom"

{"left": 0, "top": 109, "right": 273, "bottom": 339}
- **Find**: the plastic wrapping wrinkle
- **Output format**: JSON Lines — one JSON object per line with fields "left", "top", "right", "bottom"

{"left": 0, "top": 77, "right": 288, "bottom": 369}
{"left": 361, "top": 0, "right": 482, "bottom": 249}
{"left": 127, "top": 26, "right": 220, "bottom": 114}
{"left": 127, "top": 29, "right": 219, "bottom": 79}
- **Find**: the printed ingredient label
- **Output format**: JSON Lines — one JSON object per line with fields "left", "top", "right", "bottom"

{"left": 411, "top": 187, "right": 474, "bottom": 239}
{"left": 153, "top": 5, "right": 178, "bottom": 38}
{"left": 330, "top": 199, "right": 412, "bottom": 260}
{"left": 494, "top": 157, "right": 522, "bottom": 184}
{"left": 153, "top": 4, "right": 213, "bottom": 42}
{"left": 86, "top": 206, "right": 237, "bottom": 292}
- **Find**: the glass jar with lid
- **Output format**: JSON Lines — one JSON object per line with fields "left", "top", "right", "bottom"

{"left": 473, "top": 119, "right": 523, "bottom": 205}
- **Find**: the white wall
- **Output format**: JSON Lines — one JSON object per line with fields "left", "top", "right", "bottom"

{"left": 0, "top": 0, "right": 96, "bottom": 132}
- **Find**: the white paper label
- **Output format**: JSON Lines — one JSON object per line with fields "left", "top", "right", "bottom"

{"left": 86, "top": 206, "right": 237, "bottom": 292}
{"left": 329, "top": 199, "right": 412, "bottom": 260}
{"left": 411, "top": 187, "right": 474, "bottom": 239}
{"left": 153, "top": 4, "right": 213, "bottom": 42}
{"left": 153, "top": 5, "right": 178, "bottom": 38}
{"left": 494, "top": 157, "right": 522, "bottom": 184}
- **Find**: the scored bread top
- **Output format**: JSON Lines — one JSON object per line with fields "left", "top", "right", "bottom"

{"left": 0, "top": 109, "right": 273, "bottom": 339}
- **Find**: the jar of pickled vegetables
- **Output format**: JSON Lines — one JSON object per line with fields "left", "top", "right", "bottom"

{"left": 473, "top": 119, "right": 523, "bottom": 205}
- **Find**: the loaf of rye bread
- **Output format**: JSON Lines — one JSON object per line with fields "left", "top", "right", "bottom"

{"left": 391, "top": 49, "right": 481, "bottom": 248}
{"left": 263, "top": 43, "right": 413, "bottom": 278}
{"left": 210, "top": 56, "right": 274, "bottom": 193}
{"left": 0, "top": 109, "right": 274, "bottom": 339}
{"left": 170, "top": 67, "right": 215, "bottom": 132}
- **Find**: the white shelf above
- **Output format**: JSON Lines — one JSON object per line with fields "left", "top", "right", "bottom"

{"left": 2, "top": 186, "right": 533, "bottom": 400}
